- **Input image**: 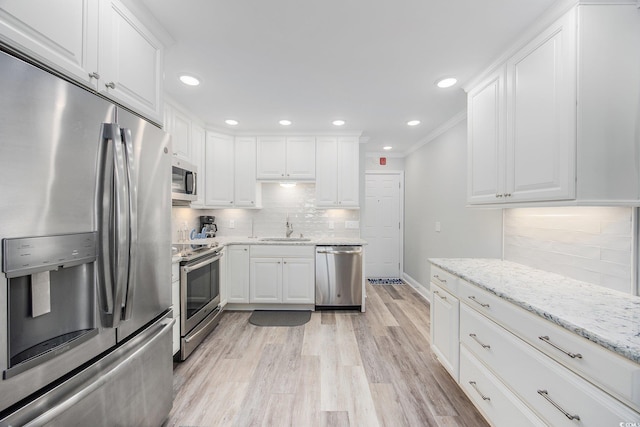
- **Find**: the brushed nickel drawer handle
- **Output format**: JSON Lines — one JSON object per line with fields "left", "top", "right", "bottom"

{"left": 469, "top": 381, "right": 490, "bottom": 401}
{"left": 468, "top": 295, "right": 490, "bottom": 308}
{"left": 537, "top": 390, "right": 580, "bottom": 421}
{"left": 469, "top": 333, "right": 490, "bottom": 349}
{"left": 433, "top": 274, "right": 447, "bottom": 284}
{"left": 433, "top": 290, "right": 447, "bottom": 301}
{"left": 538, "top": 336, "right": 582, "bottom": 359}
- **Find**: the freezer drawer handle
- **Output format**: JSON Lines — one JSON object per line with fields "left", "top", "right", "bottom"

{"left": 537, "top": 390, "right": 580, "bottom": 421}
{"left": 468, "top": 381, "right": 490, "bottom": 401}
{"left": 538, "top": 336, "right": 582, "bottom": 359}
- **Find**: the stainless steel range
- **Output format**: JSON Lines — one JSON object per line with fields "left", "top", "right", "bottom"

{"left": 177, "top": 244, "right": 224, "bottom": 361}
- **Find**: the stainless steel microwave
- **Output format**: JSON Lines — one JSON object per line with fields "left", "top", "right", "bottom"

{"left": 172, "top": 158, "right": 197, "bottom": 203}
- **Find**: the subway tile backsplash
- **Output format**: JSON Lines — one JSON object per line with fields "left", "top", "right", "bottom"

{"left": 503, "top": 207, "right": 636, "bottom": 294}
{"left": 172, "top": 183, "right": 360, "bottom": 243}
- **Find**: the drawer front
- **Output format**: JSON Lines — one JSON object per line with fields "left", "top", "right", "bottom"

{"left": 430, "top": 265, "right": 458, "bottom": 296}
{"left": 171, "top": 262, "right": 180, "bottom": 283}
{"left": 459, "top": 279, "right": 640, "bottom": 411}
{"left": 251, "top": 245, "right": 314, "bottom": 258}
{"left": 460, "top": 346, "right": 546, "bottom": 427}
{"left": 461, "top": 304, "right": 640, "bottom": 426}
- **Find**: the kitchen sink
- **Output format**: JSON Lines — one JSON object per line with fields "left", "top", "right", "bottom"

{"left": 259, "top": 237, "right": 312, "bottom": 242}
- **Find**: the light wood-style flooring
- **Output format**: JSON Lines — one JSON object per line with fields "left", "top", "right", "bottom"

{"left": 164, "top": 283, "right": 489, "bottom": 427}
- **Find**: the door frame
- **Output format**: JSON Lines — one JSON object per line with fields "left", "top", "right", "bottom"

{"left": 363, "top": 170, "right": 405, "bottom": 278}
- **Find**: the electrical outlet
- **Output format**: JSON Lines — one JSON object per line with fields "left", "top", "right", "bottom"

{"left": 435, "top": 221, "right": 441, "bottom": 232}
{"left": 229, "top": 219, "right": 235, "bottom": 229}
{"left": 328, "top": 221, "right": 334, "bottom": 230}
{"left": 345, "top": 221, "right": 359, "bottom": 229}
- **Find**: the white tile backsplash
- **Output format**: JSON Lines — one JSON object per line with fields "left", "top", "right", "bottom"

{"left": 172, "top": 182, "right": 360, "bottom": 242}
{"left": 503, "top": 207, "right": 636, "bottom": 294}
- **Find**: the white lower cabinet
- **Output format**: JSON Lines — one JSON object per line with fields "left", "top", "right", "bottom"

{"left": 171, "top": 261, "right": 180, "bottom": 356}
{"left": 226, "top": 245, "right": 250, "bottom": 304}
{"left": 430, "top": 282, "right": 459, "bottom": 381}
{"left": 249, "top": 245, "right": 314, "bottom": 304}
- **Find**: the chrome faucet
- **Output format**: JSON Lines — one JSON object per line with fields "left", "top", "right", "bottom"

{"left": 286, "top": 215, "right": 294, "bottom": 238}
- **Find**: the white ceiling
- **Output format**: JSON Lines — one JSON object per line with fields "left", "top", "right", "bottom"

{"left": 138, "top": 0, "right": 558, "bottom": 155}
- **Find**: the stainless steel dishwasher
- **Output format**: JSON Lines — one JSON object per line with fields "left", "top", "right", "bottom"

{"left": 315, "top": 246, "right": 363, "bottom": 308}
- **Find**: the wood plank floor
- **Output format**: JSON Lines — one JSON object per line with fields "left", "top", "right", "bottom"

{"left": 164, "top": 283, "right": 489, "bottom": 427}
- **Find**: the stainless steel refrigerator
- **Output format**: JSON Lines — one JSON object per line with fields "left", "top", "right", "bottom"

{"left": 0, "top": 49, "right": 174, "bottom": 425}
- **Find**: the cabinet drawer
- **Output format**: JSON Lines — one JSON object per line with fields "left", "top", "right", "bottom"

{"left": 460, "top": 304, "right": 640, "bottom": 426}
{"left": 460, "top": 346, "right": 546, "bottom": 427}
{"left": 430, "top": 265, "right": 458, "bottom": 296}
{"left": 459, "top": 279, "right": 640, "bottom": 411}
{"left": 251, "top": 245, "right": 314, "bottom": 258}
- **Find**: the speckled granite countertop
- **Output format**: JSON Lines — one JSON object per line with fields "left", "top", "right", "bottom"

{"left": 171, "top": 237, "right": 367, "bottom": 262}
{"left": 429, "top": 258, "right": 640, "bottom": 364}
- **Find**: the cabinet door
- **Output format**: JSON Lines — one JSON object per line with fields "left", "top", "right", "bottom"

{"left": 256, "top": 136, "right": 286, "bottom": 179}
{"left": 0, "top": 0, "right": 99, "bottom": 88}
{"left": 171, "top": 109, "right": 191, "bottom": 162}
{"left": 467, "top": 68, "right": 506, "bottom": 204}
{"left": 337, "top": 137, "right": 360, "bottom": 207}
{"left": 227, "top": 246, "right": 250, "bottom": 303}
{"left": 99, "top": 0, "right": 163, "bottom": 123}
{"left": 430, "top": 283, "right": 460, "bottom": 381}
{"left": 286, "top": 137, "right": 315, "bottom": 179}
{"left": 282, "top": 258, "right": 315, "bottom": 303}
{"left": 234, "top": 137, "right": 259, "bottom": 207}
{"left": 505, "top": 9, "right": 576, "bottom": 202}
{"left": 315, "top": 137, "right": 338, "bottom": 207}
{"left": 190, "top": 123, "right": 206, "bottom": 207}
{"left": 250, "top": 258, "right": 282, "bottom": 303}
{"left": 205, "top": 132, "right": 234, "bottom": 207}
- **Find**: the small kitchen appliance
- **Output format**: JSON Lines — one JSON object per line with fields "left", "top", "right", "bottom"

{"left": 200, "top": 216, "right": 217, "bottom": 238}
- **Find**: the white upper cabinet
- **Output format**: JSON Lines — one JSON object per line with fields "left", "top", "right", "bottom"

{"left": 0, "top": 0, "right": 99, "bottom": 87}
{"left": 234, "top": 137, "right": 261, "bottom": 208}
{"left": 98, "top": 0, "right": 163, "bottom": 123}
{"left": 170, "top": 108, "right": 192, "bottom": 161}
{"left": 205, "top": 132, "right": 235, "bottom": 207}
{"left": 0, "top": 0, "right": 163, "bottom": 123}
{"left": 467, "top": 3, "right": 640, "bottom": 206}
{"left": 256, "top": 136, "right": 315, "bottom": 180}
{"left": 316, "top": 137, "right": 360, "bottom": 208}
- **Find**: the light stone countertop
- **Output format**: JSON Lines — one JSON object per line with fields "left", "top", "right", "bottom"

{"left": 429, "top": 258, "right": 640, "bottom": 364}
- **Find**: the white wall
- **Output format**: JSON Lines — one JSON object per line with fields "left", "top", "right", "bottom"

{"left": 504, "top": 207, "right": 636, "bottom": 294}
{"left": 403, "top": 119, "right": 503, "bottom": 292}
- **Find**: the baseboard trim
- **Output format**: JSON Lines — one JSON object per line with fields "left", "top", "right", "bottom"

{"left": 402, "top": 272, "right": 430, "bottom": 303}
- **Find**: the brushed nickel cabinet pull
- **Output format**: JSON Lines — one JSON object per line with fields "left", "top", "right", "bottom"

{"left": 469, "top": 333, "right": 491, "bottom": 349}
{"left": 468, "top": 295, "right": 490, "bottom": 308}
{"left": 105, "top": 82, "right": 116, "bottom": 89}
{"left": 538, "top": 336, "right": 582, "bottom": 359}
{"left": 88, "top": 71, "right": 100, "bottom": 79}
{"left": 537, "top": 390, "right": 580, "bottom": 421}
{"left": 433, "top": 274, "right": 447, "bottom": 284}
{"left": 433, "top": 290, "right": 447, "bottom": 301}
{"left": 469, "top": 381, "right": 490, "bottom": 401}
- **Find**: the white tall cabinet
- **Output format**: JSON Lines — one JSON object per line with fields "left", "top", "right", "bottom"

{"left": 256, "top": 136, "right": 315, "bottom": 180}
{"left": 316, "top": 137, "right": 360, "bottom": 208}
{"left": 0, "top": 0, "right": 163, "bottom": 123}
{"left": 466, "top": 3, "right": 640, "bottom": 206}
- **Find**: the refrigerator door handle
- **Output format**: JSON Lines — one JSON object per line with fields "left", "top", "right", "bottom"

{"left": 120, "top": 127, "right": 137, "bottom": 321}
{"left": 97, "top": 123, "right": 129, "bottom": 328}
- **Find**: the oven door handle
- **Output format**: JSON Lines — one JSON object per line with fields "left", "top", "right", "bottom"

{"left": 182, "top": 253, "right": 223, "bottom": 273}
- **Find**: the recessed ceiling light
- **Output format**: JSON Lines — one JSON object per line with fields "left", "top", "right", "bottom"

{"left": 179, "top": 75, "right": 200, "bottom": 86}
{"left": 407, "top": 120, "right": 421, "bottom": 126}
{"left": 436, "top": 77, "right": 457, "bottom": 88}
{"left": 225, "top": 119, "right": 239, "bottom": 126}
{"left": 279, "top": 119, "right": 292, "bottom": 126}
{"left": 332, "top": 120, "right": 345, "bottom": 126}
{"left": 383, "top": 146, "right": 392, "bottom": 150}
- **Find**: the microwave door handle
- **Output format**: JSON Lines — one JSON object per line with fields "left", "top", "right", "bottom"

{"left": 192, "top": 170, "right": 196, "bottom": 196}
{"left": 120, "top": 127, "right": 136, "bottom": 321}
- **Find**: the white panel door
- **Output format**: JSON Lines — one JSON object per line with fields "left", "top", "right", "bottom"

{"left": 205, "top": 132, "right": 234, "bottom": 207}
{"left": 171, "top": 110, "right": 191, "bottom": 162}
{"left": 256, "top": 136, "right": 286, "bottom": 179}
{"left": 227, "top": 246, "right": 250, "bottom": 303}
{"left": 250, "top": 258, "right": 282, "bottom": 303}
{"left": 362, "top": 173, "right": 401, "bottom": 278}
{"left": 315, "top": 137, "right": 338, "bottom": 206}
{"left": 234, "top": 137, "right": 258, "bottom": 207}
{"left": 337, "top": 137, "right": 360, "bottom": 207}
{"left": 282, "top": 258, "right": 314, "bottom": 303}
{"left": 285, "top": 137, "right": 315, "bottom": 179}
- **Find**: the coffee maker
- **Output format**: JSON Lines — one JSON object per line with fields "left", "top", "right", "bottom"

{"left": 199, "top": 215, "right": 217, "bottom": 238}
